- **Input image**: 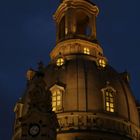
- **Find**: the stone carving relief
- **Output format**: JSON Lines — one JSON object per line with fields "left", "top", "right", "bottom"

{"left": 27, "top": 78, "right": 52, "bottom": 113}
{"left": 57, "top": 114, "right": 140, "bottom": 139}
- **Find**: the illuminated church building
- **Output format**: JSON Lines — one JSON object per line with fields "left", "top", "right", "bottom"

{"left": 12, "top": 0, "right": 140, "bottom": 140}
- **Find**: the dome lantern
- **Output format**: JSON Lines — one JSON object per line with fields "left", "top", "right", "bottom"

{"left": 54, "top": 0, "right": 99, "bottom": 43}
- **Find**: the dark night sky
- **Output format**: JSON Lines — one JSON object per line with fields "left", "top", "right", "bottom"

{"left": 0, "top": 0, "right": 140, "bottom": 139}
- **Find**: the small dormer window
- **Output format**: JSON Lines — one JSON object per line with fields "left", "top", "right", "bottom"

{"left": 105, "top": 89, "right": 115, "bottom": 112}
{"left": 52, "top": 89, "right": 62, "bottom": 111}
{"left": 84, "top": 48, "right": 90, "bottom": 55}
{"left": 56, "top": 58, "right": 64, "bottom": 66}
{"left": 50, "top": 84, "right": 64, "bottom": 112}
{"left": 101, "top": 86, "right": 116, "bottom": 113}
{"left": 99, "top": 58, "right": 106, "bottom": 68}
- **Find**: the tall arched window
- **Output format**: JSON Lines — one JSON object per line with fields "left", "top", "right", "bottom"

{"left": 52, "top": 89, "right": 62, "bottom": 111}
{"left": 59, "top": 16, "right": 65, "bottom": 40}
{"left": 101, "top": 86, "right": 116, "bottom": 113}
{"left": 104, "top": 89, "right": 115, "bottom": 112}
{"left": 50, "top": 84, "right": 64, "bottom": 112}
{"left": 75, "top": 11, "right": 91, "bottom": 37}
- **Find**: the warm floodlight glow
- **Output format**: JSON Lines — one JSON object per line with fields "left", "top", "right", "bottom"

{"left": 99, "top": 58, "right": 106, "bottom": 68}
{"left": 56, "top": 58, "right": 64, "bottom": 66}
{"left": 84, "top": 48, "right": 90, "bottom": 55}
{"left": 26, "top": 69, "right": 36, "bottom": 80}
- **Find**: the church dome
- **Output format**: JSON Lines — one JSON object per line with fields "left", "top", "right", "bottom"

{"left": 43, "top": 42, "right": 140, "bottom": 138}
{"left": 43, "top": 0, "right": 140, "bottom": 138}
{"left": 12, "top": 0, "right": 140, "bottom": 140}
{"left": 44, "top": 55, "right": 139, "bottom": 126}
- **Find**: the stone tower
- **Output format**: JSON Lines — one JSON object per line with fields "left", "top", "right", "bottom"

{"left": 12, "top": 74, "right": 59, "bottom": 140}
{"left": 12, "top": 0, "right": 140, "bottom": 140}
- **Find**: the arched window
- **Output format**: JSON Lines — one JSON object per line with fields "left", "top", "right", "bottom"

{"left": 75, "top": 11, "right": 91, "bottom": 37}
{"left": 104, "top": 89, "right": 115, "bottom": 112}
{"left": 59, "top": 16, "right": 65, "bottom": 40}
{"left": 50, "top": 84, "right": 64, "bottom": 112}
{"left": 52, "top": 89, "right": 62, "bottom": 111}
{"left": 101, "top": 86, "right": 116, "bottom": 113}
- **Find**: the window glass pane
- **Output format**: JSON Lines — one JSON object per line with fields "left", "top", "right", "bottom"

{"left": 106, "top": 92, "right": 109, "bottom": 96}
{"left": 57, "top": 101, "right": 61, "bottom": 106}
{"left": 52, "top": 92, "right": 56, "bottom": 96}
{"left": 110, "top": 103, "right": 114, "bottom": 108}
{"left": 52, "top": 102, "right": 56, "bottom": 107}
{"left": 110, "top": 98, "right": 114, "bottom": 102}
{"left": 106, "top": 97, "right": 109, "bottom": 101}
{"left": 109, "top": 93, "right": 113, "bottom": 97}
{"left": 110, "top": 108, "right": 114, "bottom": 112}
{"left": 106, "top": 102, "right": 109, "bottom": 107}
{"left": 52, "top": 107, "right": 56, "bottom": 111}
{"left": 57, "top": 106, "right": 62, "bottom": 111}
{"left": 106, "top": 107, "right": 110, "bottom": 111}
{"left": 57, "top": 90, "right": 61, "bottom": 95}
{"left": 57, "top": 95, "right": 61, "bottom": 100}
{"left": 52, "top": 97, "right": 56, "bottom": 101}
